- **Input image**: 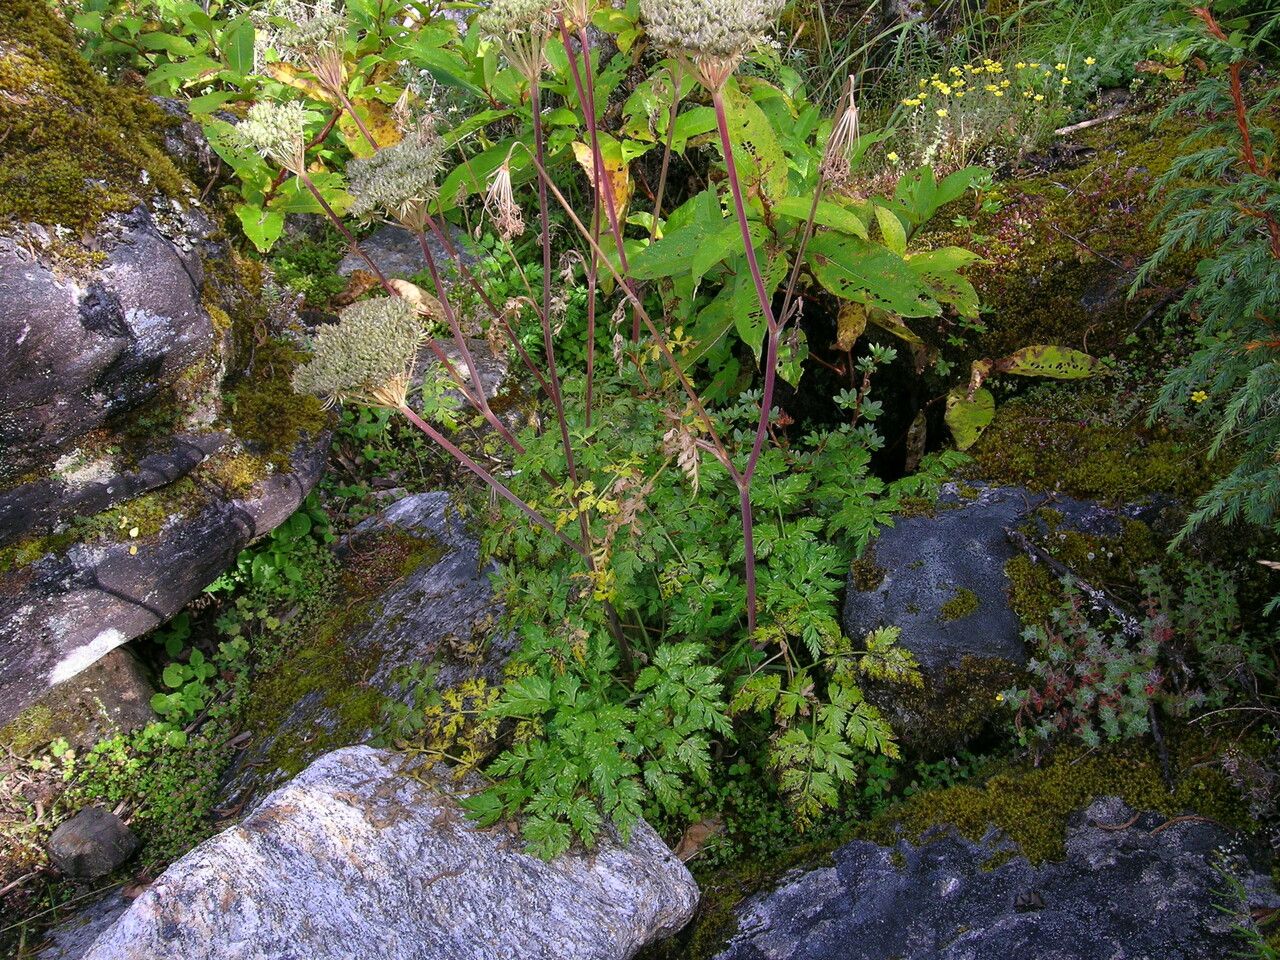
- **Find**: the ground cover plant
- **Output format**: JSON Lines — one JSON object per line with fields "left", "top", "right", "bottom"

{"left": 5, "top": 1, "right": 1280, "bottom": 952}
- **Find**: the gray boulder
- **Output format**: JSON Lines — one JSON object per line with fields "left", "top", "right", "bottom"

{"left": 842, "top": 484, "right": 1135, "bottom": 750}
{"left": 716, "top": 796, "right": 1279, "bottom": 960}
{"left": 218, "top": 492, "right": 513, "bottom": 809}
{"left": 0, "top": 437, "right": 328, "bottom": 727}
{"left": 54, "top": 746, "right": 698, "bottom": 960}
{"left": 0, "top": 647, "right": 155, "bottom": 755}
{"left": 49, "top": 808, "right": 139, "bottom": 879}
{"left": 336, "top": 222, "right": 472, "bottom": 282}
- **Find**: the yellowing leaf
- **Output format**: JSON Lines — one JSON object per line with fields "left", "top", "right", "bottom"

{"left": 835, "top": 302, "right": 867, "bottom": 351}
{"left": 265, "top": 62, "right": 338, "bottom": 105}
{"left": 389, "top": 279, "right": 443, "bottom": 319}
{"left": 571, "top": 141, "right": 633, "bottom": 218}
{"left": 339, "top": 98, "right": 401, "bottom": 158}
{"left": 945, "top": 386, "right": 995, "bottom": 450}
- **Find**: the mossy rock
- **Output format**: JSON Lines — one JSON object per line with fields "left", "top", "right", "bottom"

{"left": 0, "top": 0, "right": 185, "bottom": 232}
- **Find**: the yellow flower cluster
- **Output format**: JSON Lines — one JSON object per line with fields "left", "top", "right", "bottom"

{"left": 900, "top": 56, "right": 1077, "bottom": 111}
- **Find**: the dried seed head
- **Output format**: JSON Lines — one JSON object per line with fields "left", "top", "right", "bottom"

{"left": 484, "top": 158, "right": 525, "bottom": 241}
{"left": 821, "top": 77, "right": 860, "bottom": 188}
{"left": 639, "top": 0, "right": 783, "bottom": 88}
{"left": 347, "top": 122, "right": 445, "bottom": 229}
{"left": 235, "top": 100, "right": 309, "bottom": 174}
{"left": 291, "top": 297, "right": 426, "bottom": 408}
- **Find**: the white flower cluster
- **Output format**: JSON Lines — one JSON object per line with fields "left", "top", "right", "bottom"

{"left": 258, "top": 0, "right": 346, "bottom": 63}
{"left": 346, "top": 124, "right": 445, "bottom": 227}
{"left": 639, "top": 0, "right": 783, "bottom": 61}
{"left": 477, "top": 0, "right": 558, "bottom": 40}
{"left": 235, "top": 100, "right": 308, "bottom": 173}
{"left": 292, "top": 297, "right": 426, "bottom": 407}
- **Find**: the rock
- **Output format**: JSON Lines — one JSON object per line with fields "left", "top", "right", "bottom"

{"left": 842, "top": 484, "right": 1132, "bottom": 751}
{"left": 337, "top": 222, "right": 473, "bottom": 282}
{"left": 0, "top": 648, "right": 155, "bottom": 754}
{"left": 0, "top": 437, "right": 328, "bottom": 728}
{"left": 52, "top": 746, "right": 698, "bottom": 960}
{"left": 0, "top": 207, "right": 215, "bottom": 482}
{"left": 218, "top": 492, "right": 513, "bottom": 809}
{"left": 48, "top": 808, "right": 139, "bottom": 879}
{"left": 0, "top": 1, "right": 331, "bottom": 725}
{"left": 715, "top": 796, "right": 1279, "bottom": 960}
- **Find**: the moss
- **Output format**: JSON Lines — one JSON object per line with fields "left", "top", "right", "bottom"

{"left": 0, "top": 0, "right": 186, "bottom": 231}
{"left": 1005, "top": 554, "right": 1059, "bottom": 628}
{"left": 201, "top": 451, "right": 273, "bottom": 497}
{"left": 966, "top": 393, "right": 1215, "bottom": 504}
{"left": 939, "top": 587, "right": 980, "bottom": 623}
{"left": 850, "top": 548, "right": 886, "bottom": 592}
{"left": 241, "top": 532, "right": 446, "bottom": 778}
{"left": 0, "top": 705, "right": 56, "bottom": 756}
{"left": 861, "top": 731, "right": 1254, "bottom": 863}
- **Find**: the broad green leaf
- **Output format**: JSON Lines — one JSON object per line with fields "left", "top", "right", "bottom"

{"left": 236, "top": 204, "right": 285, "bottom": 252}
{"left": 874, "top": 206, "right": 907, "bottom": 256}
{"left": 772, "top": 196, "right": 868, "bottom": 239}
{"left": 808, "top": 231, "right": 938, "bottom": 318}
{"left": 945, "top": 386, "right": 996, "bottom": 450}
{"left": 221, "top": 17, "right": 255, "bottom": 75}
{"left": 719, "top": 78, "right": 788, "bottom": 203}
{"left": 144, "top": 55, "right": 219, "bottom": 90}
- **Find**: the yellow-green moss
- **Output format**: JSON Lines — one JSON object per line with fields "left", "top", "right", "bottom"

{"left": 850, "top": 548, "right": 886, "bottom": 592}
{"left": 939, "top": 587, "right": 980, "bottom": 623}
{"left": 0, "top": 0, "right": 186, "bottom": 231}
{"left": 861, "top": 733, "right": 1253, "bottom": 863}
{"left": 201, "top": 451, "right": 273, "bottom": 497}
{"left": 966, "top": 394, "right": 1215, "bottom": 504}
{"left": 0, "top": 705, "right": 56, "bottom": 757}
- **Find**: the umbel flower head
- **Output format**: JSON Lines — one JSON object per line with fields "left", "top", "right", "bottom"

{"left": 347, "top": 121, "right": 445, "bottom": 230}
{"left": 235, "top": 100, "right": 308, "bottom": 174}
{"left": 820, "top": 76, "right": 860, "bottom": 188}
{"left": 257, "top": 0, "right": 348, "bottom": 91}
{"left": 477, "top": 0, "right": 558, "bottom": 82}
{"left": 292, "top": 297, "right": 426, "bottom": 408}
{"left": 639, "top": 0, "right": 783, "bottom": 89}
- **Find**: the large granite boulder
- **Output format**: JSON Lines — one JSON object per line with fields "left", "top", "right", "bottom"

{"left": 218, "top": 492, "right": 514, "bottom": 809}
{"left": 44, "top": 746, "right": 698, "bottom": 960}
{"left": 0, "top": 0, "right": 329, "bottom": 725}
{"left": 715, "top": 796, "right": 1279, "bottom": 960}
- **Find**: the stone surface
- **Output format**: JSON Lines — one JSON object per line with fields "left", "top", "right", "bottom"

{"left": 53, "top": 745, "right": 698, "bottom": 960}
{"left": 0, "top": 648, "right": 155, "bottom": 754}
{"left": 48, "top": 808, "right": 139, "bottom": 879}
{"left": 0, "top": 206, "right": 215, "bottom": 483}
{"left": 716, "top": 796, "right": 1279, "bottom": 960}
{"left": 218, "top": 491, "right": 513, "bottom": 809}
{"left": 337, "top": 222, "right": 473, "bottom": 282}
{"left": 0, "top": 437, "right": 328, "bottom": 727}
{"left": 841, "top": 484, "right": 1141, "bottom": 750}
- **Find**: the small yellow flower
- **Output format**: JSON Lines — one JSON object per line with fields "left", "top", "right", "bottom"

{"left": 995, "top": 692, "right": 1005, "bottom": 703}
{"left": 1015, "top": 61, "right": 1027, "bottom": 69}
{"left": 129, "top": 545, "right": 138, "bottom": 556}
{"left": 1191, "top": 390, "right": 1209, "bottom": 404}
{"left": 887, "top": 151, "right": 899, "bottom": 162}
{"left": 1029, "top": 61, "right": 1041, "bottom": 68}
{"left": 985, "top": 83, "right": 999, "bottom": 92}
{"left": 1062, "top": 76, "right": 1071, "bottom": 85}
{"left": 1084, "top": 56, "right": 1096, "bottom": 65}
{"left": 1055, "top": 62, "right": 1067, "bottom": 71}
{"left": 993, "top": 89, "right": 1004, "bottom": 97}
{"left": 1034, "top": 94, "right": 1044, "bottom": 102}
{"left": 1000, "top": 79, "right": 1010, "bottom": 87}
{"left": 955, "top": 91, "right": 965, "bottom": 98}
{"left": 936, "top": 108, "right": 948, "bottom": 117}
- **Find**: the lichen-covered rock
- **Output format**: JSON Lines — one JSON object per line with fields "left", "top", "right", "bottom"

{"left": 0, "top": 0, "right": 330, "bottom": 724}
{"left": 842, "top": 484, "right": 1147, "bottom": 751}
{"left": 218, "top": 492, "right": 513, "bottom": 808}
{"left": 715, "top": 796, "right": 1278, "bottom": 960}
{"left": 0, "top": 647, "right": 155, "bottom": 755}
{"left": 50, "top": 746, "right": 698, "bottom": 960}
{"left": 48, "top": 807, "right": 139, "bottom": 879}
{"left": 336, "top": 222, "right": 473, "bottom": 281}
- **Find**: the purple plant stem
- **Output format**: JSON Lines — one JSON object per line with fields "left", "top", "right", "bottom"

{"left": 398, "top": 405, "right": 582, "bottom": 556}
{"left": 299, "top": 173, "right": 396, "bottom": 296}
{"left": 413, "top": 228, "right": 528, "bottom": 454}
{"left": 711, "top": 86, "right": 787, "bottom": 634}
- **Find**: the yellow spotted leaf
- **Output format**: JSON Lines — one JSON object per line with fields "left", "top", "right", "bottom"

{"left": 835, "top": 302, "right": 867, "bottom": 351}
{"left": 571, "top": 141, "right": 632, "bottom": 218}
{"left": 339, "top": 98, "right": 401, "bottom": 158}
{"left": 265, "top": 62, "right": 339, "bottom": 105}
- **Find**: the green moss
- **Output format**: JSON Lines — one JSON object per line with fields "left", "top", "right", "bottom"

{"left": 939, "top": 587, "right": 980, "bottom": 623}
{"left": 241, "top": 532, "right": 446, "bottom": 778}
{"left": 0, "top": 705, "right": 56, "bottom": 756}
{"left": 0, "top": 0, "right": 186, "bottom": 231}
{"left": 861, "top": 732, "right": 1254, "bottom": 863}
{"left": 966, "top": 393, "right": 1215, "bottom": 504}
{"left": 1005, "top": 554, "right": 1059, "bottom": 628}
{"left": 850, "top": 548, "right": 886, "bottom": 592}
